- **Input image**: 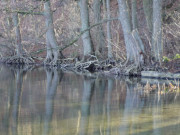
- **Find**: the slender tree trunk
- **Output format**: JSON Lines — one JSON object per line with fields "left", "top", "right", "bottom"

{"left": 93, "top": 0, "right": 105, "bottom": 57}
{"left": 152, "top": 0, "right": 163, "bottom": 63}
{"left": 143, "top": 0, "right": 153, "bottom": 34}
{"left": 79, "top": 0, "right": 93, "bottom": 57}
{"left": 12, "top": 0, "right": 22, "bottom": 56}
{"left": 44, "top": 0, "right": 59, "bottom": 64}
{"left": 102, "top": 0, "right": 106, "bottom": 19}
{"left": 131, "top": 0, "right": 138, "bottom": 29}
{"left": 106, "top": 0, "right": 113, "bottom": 58}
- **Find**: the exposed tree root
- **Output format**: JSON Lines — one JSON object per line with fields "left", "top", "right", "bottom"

{"left": 43, "top": 58, "right": 60, "bottom": 67}
{"left": 4, "top": 55, "right": 34, "bottom": 65}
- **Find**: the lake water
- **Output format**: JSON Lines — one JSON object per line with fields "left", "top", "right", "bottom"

{"left": 0, "top": 65, "right": 180, "bottom": 135}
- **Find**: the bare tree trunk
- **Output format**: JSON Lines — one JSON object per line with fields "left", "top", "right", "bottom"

{"left": 12, "top": 0, "right": 22, "bottom": 56}
{"left": 44, "top": 0, "right": 59, "bottom": 65}
{"left": 79, "top": 0, "right": 93, "bottom": 57}
{"left": 118, "top": 0, "right": 145, "bottom": 66}
{"left": 93, "top": 0, "right": 105, "bottom": 57}
{"left": 131, "top": 0, "right": 138, "bottom": 29}
{"left": 118, "top": 0, "right": 133, "bottom": 61}
{"left": 152, "top": 0, "right": 163, "bottom": 63}
{"left": 106, "top": 0, "right": 113, "bottom": 58}
{"left": 143, "top": 0, "right": 153, "bottom": 34}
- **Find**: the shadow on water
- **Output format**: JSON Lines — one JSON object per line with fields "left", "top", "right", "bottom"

{"left": 0, "top": 65, "right": 180, "bottom": 135}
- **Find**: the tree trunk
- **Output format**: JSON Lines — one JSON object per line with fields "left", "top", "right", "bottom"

{"left": 143, "top": 0, "right": 153, "bottom": 34}
{"left": 93, "top": 0, "right": 105, "bottom": 57}
{"left": 79, "top": 0, "right": 93, "bottom": 57}
{"left": 106, "top": 0, "right": 113, "bottom": 58}
{"left": 118, "top": 0, "right": 145, "bottom": 66}
{"left": 118, "top": 0, "right": 133, "bottom": 60}
{"left": 12, "top": 0, "right": 22, "bottom": 56}
{"left": 152, "top": 0, "right": 163, "bottom": 63}
{"left": 131, "top": 0, "right": 138, "bottom": 29}
{"left": 44, "top": 0, "right": 59, "bottom": 65}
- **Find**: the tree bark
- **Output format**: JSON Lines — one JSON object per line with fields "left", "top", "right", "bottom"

{"left": 152, "top": 0, "right": 163, "bottom": 63}
{"left": 93, "top": 0, "right": 105, "bottom": 57}
{"left": 131, "top": 0, "right": 138, "bottom": 29}
{"left": 79, "top": 0, "right": 93, "bottom": 57}
{"left": 118, "top": 0, "right": 145, "bottom": 65}
{"left": 106, "top": 0, "right": 113, "bottom": 58}
{"left": 12, "top": 0, "right": 22, "bottom": 56}
{"left": 118, "top": 0, "right": 133, "bottom": 60}
{"left": 44, "top": 0, "right": 59, "bottom": 65}
{"left": 143, "top": 0, "right": 153, "bottom": 34}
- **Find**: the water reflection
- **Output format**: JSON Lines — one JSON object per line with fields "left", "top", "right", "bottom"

{"left": 43, "top": 68, "right": 63, "bottom": 135}
{"left": 0, "top": 66, "right": 25, "bottom": 135}
{"left": 79, "top": 76, "right": 95, "bottom": 135}
{"left": 0, "top": 65, "right": 180, "bottom": 135}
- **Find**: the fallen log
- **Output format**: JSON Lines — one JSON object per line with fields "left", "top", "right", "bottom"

{"left": 141, "top": 71, "right": 180, "bottom": 79}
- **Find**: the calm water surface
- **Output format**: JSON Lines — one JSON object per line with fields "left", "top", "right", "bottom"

{"left": 0, "top": 65, "right": 180, "bottom": 135}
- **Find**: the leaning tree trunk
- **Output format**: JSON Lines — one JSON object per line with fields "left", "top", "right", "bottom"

{"left": 12, "top": 0, "right": 22, "bottom": 56}
{"left": 79, "top": 0, "right": 93, "bottom": 58}
{"left": 152, "top": 0, "right": 163, "bottom": 63}
{"left": 93, "top": 0, "right": 105, "bottom": 57}
{"left": 44, "top": 1, "right": 59, "bottom": 65}
{"left": 106, "top": 0, "right": 113, "bottom": 58}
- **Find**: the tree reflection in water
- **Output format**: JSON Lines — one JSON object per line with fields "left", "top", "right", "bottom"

{"left": 0, "top": 66, "right": 180, "bottom": 135}
{"left": 43, "top": 68, "right": 63, "bottom": 135}
{"left": 79, "top": 76, "right": 95, "bottom": 135}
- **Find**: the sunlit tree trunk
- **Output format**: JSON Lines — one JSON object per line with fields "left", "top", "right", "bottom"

{"left": 44, "top": 0, "right": 59, "bottom": 65}
{"left": 152, "top": 0, "right": 163, "bottom": 63}
{"left": 106, "top": 0, "right": 113, "bottom": 58}
{"left": 78, "top": 0, "right": 93, "bottom": 58}
{"left": 93, "top": 0, "right": 105, "bottom": 57}
{"left": 12, "top": 0, "right": 22, "bottom": 56}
